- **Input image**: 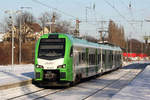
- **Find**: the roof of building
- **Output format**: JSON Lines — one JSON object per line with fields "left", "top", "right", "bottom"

{"left": 26, "top": 22, "right": 42, "bottom": 32}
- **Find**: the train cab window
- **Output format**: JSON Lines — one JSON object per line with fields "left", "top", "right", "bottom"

{"left": 38, "top": 38, "right": 65, "bottom": 60}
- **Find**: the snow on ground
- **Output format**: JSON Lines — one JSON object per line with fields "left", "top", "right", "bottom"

{"left": 122, "top": 61, "right": 150, "bottom": 66}
{"left": 0, "top": 64, "right": 34, "bottom": 73}
{"left": 111, "top": 65, "right": 150, "bottom": 100}
{"left": 0, "top": 64, "right": 34, "bottom": 87}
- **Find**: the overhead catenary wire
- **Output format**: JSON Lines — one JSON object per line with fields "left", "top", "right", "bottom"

{"left": 119, "top": 0, "right": 130, "bottom": 10}
{"left": 32, "top": 0, "right": 102, "bottom": 26}
{"left": 119, "top": 0, "right": 144, "bottom": 40}
{"left": 32, "top": 0, "right": 144, "bottom": 40}
{"left": 32, "top": 0, "right": 77, "bottom": 19}
{"left": 32, "top": 0, "right": 101, "bottom": 31}
{"left": 103, "top": 0, "right": 137, "bottom": 32}
{"left": 104, "top": 0, "right": 126, "bottom": 20}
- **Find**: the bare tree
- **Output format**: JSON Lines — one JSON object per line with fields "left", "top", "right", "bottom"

{"left": 38, "top": 11, "right": 73, "bottom": 34}
{"left": 108, "top": 20, "right": 126, "bottom": 48}
{"left": 39, "top": 12, "right": 50, "bottom": 33}
{"left": 3, "top": 17, "right": 13, "bottom": 32}
{"left": 16, "top": 11, "right": 36, "bottom": 26}
{"left": 38, "top": 11, "right": 60, "bottom": 33}
{"left": 3, "top": 11, "right": 36, "bottom": 33}
{"left": 55, "top": 20, "right": 72, "bottom": 33}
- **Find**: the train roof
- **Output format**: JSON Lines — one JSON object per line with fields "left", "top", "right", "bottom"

{"left": 64, "top": 34, "right": 122, "bottom": 52}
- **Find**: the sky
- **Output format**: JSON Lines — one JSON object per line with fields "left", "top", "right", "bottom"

{"left": 0, "top": 0, "right": 150, "bottom": 41}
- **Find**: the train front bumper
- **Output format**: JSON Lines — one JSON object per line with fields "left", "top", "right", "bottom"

{"left": 34, "top": 68, "right": 67, "bottom": 81}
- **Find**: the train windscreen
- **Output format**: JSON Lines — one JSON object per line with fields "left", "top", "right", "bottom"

{"left": 38, "top": 38, "right": 65, "bottom": 60}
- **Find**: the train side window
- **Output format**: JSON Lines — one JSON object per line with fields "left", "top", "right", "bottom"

{"left": 82, "top": 52, "right": 86, "bottom": 63}
{"left": 117, "top": 54, "right": 120, "bottom": 61}
{"left": 115, "top": 55, "right": 117, "bottom": 60}
{"left": 98, "top": 54, "right": 101, "bottom": 64}
{"left": 89, "top": 54, "right": 96, "bottom": 65}
{"left": 119, "top": 54, "right": 121, "bottom": 61}
{"left": 102, "top": 54, "right": 105, "bottom": 62}
{"left": 109, "top": 54, "right": 111, "bottom": 62}
{"left": 70, "top": 46, "right": 73, "bottom": 57}
{"left": 79, "top": 52, "right": 81, "bottom": 63}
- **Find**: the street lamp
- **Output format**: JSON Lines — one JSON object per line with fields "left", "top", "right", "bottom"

{"left": 5, "top": 10, "right": 21, "bottom": 66}
{"left": 18, "top": 11, "right": 22, "bottom": 64}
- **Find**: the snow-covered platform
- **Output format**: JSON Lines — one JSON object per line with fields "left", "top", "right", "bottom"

{"left": 0, "top": 64, "right": 34, "bottom": 90}
{"left": 111, "top": 65, "right": 150, "bottom": 100}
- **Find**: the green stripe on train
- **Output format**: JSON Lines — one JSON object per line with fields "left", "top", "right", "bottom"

{"left": 59, "top": 34, "right": 73, "bottom": 81}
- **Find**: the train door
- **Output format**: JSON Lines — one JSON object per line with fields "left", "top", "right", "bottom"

{"left": 118, "top": 51, "right": 122, "bottom": 67}
{"left": 105, "top": 50, "right": 109, "bottom": 71}
{"left": 95, "top": 49, "right": 98, "bottom": 74}
{"left": 102, "top": 49, "right": 106, "bottom": 72}
{"left": 109, "top": 50, "right": 113, "bottom": 69}
{"left": 115, "top": 51, "right": 118, "bottom": 67}
{"left": 73, "top": 46, "right": 78, "bottom": 81}
{"left": 116, "top": 51, "right": 119, "bottom": 67}
{"left": 105, "top": 50, "right": 113, "bottom": 71}
{"left": 97, "top": 49, "right": 102, "bottom": 73}
{"left": 88, "top": 48, "right": 96, "bottom": 77}
{"left": 73, "top": 46, "right": 87, "bottom": 80}
{"left": 112, "top": 50, "right": 116, "bottom": 69}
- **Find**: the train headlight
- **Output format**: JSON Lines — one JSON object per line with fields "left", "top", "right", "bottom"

{"left": 37, "top": 65, "right": 44, "bottom": 68}
{"left": 57, "top": 64, "right": 66, "bottom": 68}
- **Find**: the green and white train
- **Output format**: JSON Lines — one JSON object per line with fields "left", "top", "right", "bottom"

{"left": 34, "top": 33, "right": 122, "bottom": 86}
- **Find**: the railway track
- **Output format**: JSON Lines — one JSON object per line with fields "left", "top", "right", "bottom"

{"left": 82, "top": 69, "right": 141, "bottom": 100}
{"left": 2, "top": 85, "right": 67, "bottom": 100}
{"left": 0, "top": 64, "right": 146, "bottom": 100}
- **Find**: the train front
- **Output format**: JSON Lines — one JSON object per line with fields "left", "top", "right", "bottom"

{"left": 34, "top": 33, "right": 73, "bottom": 86}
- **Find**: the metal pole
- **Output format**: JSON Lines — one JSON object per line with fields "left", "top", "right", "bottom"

{"left": 5, "top": 10, "right": 23, "bottom": 66}
{"left": 5, "top": 11, "right": 14, "bottom": 66}
{"left": 50, "top": 23, "right": 52, "bottom": 33}
{"left": 127, "top": 37, "right": 128, "bottom": 62}
{"left": 11, "top": 16, "right": 14, "bottom": 66}
{"left": 99, "top": 31, "right": 103, "bottom": 42}
{"left": 19, "top": 14, "right": 22, "bottom": 64}
{"left": 86, "top": 7, "right": 87, "bottom": 23}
